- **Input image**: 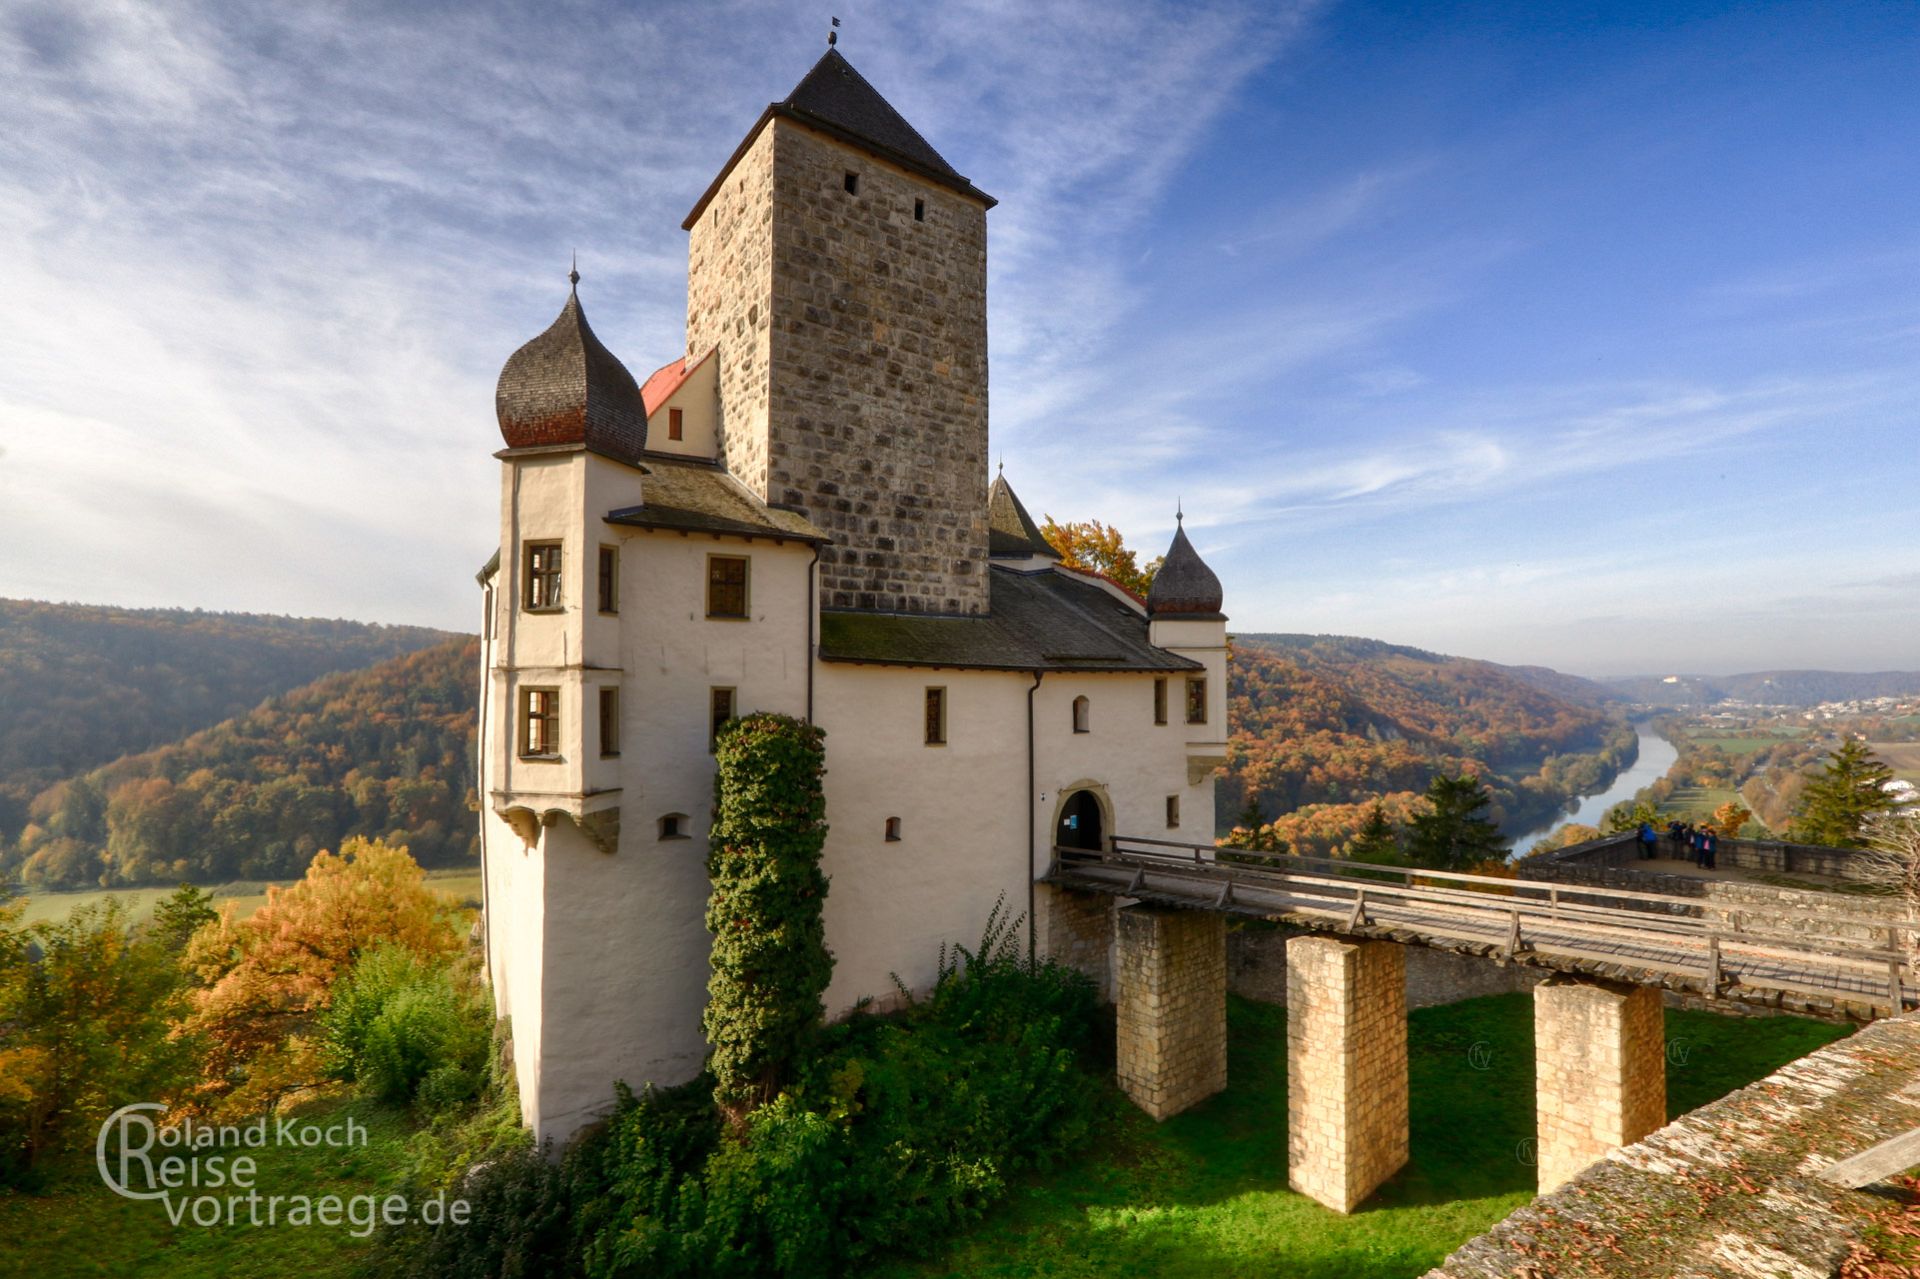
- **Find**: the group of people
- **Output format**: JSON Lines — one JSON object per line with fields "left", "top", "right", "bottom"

{"left": 1636, "top": 819, "right": 1718, "bottom": 869}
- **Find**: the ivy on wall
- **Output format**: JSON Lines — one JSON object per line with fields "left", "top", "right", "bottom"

{"left": 703, "top": 712, "right": 833, "bottom": 1121}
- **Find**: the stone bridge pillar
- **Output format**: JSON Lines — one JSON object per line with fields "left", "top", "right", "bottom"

{"left": 1115, "top": 906, "right": 1226, "bottom": 1120}
{"left": 1533, "top": 976, "right": 1666, "bottom": 1194}
{"left": 1039, "top": 884, "right": 1115, "bottom": 1003}
{"left": 1286, "top": 935, "right": 1409, "bottom": 1213}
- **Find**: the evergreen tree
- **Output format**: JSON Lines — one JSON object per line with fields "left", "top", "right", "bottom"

{"left": 1345, "top": 802, "right": 1401, "bottom": 865}
{"left": 1405, "top": 774, "right": 1511, "bottom": 871}
{"left": 1792, "top": 737, "right": 1897, "bottom": 848}
{"left": 704, "top": 713, "right": 832, "bottom": 1124}
{"left": 150, "top": 883, "right": 218, "bottom": 951}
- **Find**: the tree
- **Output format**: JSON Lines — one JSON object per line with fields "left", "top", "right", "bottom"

{"left": 1711, "top": 800, "right": 1752, "bottom": 841}
{"left": 1405, "top": 774, "right": 1511, "bottom": 871}
{"left": 1345, "top": 802, "right": 1401, "bottom": 865}
{"left": 1792, "top": 738, "right": 1897, "bottom": 848}
{"left": 1602, "top": 798, "right": 1661, "bottom": 835}
{"left": 151, "top": 883, "right": 218, "bottom": 951}
{"left": 1037, "top": 518, "right": 1161, "bottom": 596}
{"left": 181, "top": 837, "right": 463, "bottom": 1118}
{"left": 704, "top": 713, "right": 832, "bottom": 1124}
{"left": 1858, "top": 812, "right": 1920, "bottom": 966}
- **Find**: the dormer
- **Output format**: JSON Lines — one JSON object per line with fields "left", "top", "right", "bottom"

{"left": 641, "top": 349, "right": 719, "bottom": 461}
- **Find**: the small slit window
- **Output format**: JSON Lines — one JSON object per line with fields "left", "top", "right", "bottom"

{"left": 843, "top": 171, "right": 859, "bottom": 195}
{"left": 597, "top": 545, "right": 618, "bottom": 614}
{"left": 924, "top": 687, "right": 946, "bottom": 746}
{"left": 1072, "top": 695, "right": 1090, "bottom": 734}
{"left": 1166, "top": 795, "right": 1181, "bottom": 829}
{"left": 598, "top": 686, "right": 620, "bottom": 758}
{"left": 913, "top": 198, "right": 925, "bottom": 222}
{"left": 659, "top": 813, "right": 689, "bottom": 841}
{"left": 1185, "top": 677, "right": 1208, "bottom": 726}
{"left": 519, "top": 687, "right": 558, "bottom": 759}
{"left": 524, "top": 542, "right": 562, "bottom": 611}
{"left": 1153, "top": 677, "right": 1168, "bottom": 725}
{"left": 884, "top": 817, "right": 902, "bottom": 842}
{"left": 709, "top": 686, "right": 736, "bottom": 752}
{"left": 668, "top": 407, "right": 684, "bottom": 441}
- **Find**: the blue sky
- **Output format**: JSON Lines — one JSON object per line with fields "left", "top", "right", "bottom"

{"left": 3, "top": 0, "right": 1916, "bottom": 676}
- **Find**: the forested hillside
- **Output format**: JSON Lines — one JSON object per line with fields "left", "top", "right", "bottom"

{"left": 1602, "top": 669, "right": 1920, "bottom": 706}
{"left": 1225, "top": 634, "right": 1636, "bottom": 855}
{"left": 1, "top": 637, "right": 478, "bottom": 889}
{"left": 0, "top": 600, "right": 450, "bottom": 837}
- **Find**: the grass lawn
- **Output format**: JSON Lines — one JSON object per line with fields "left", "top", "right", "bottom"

{"left": 1684, "top": 733, "right": 1797, "bottom": 756}
{"left": 1869, "top": 741, "right": 1920, "bottom": 784}
{"left": 869, "top": 993, "right": 1850, "bottom": 1279}
{"left": 0, "top": 1092, "right": 416, "bottom": 1279}
{"left": 14, "top": 867, "right": 483, "bottom": 929}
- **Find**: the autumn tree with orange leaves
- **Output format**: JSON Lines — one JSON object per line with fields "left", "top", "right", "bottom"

{"left": 181, "top": 836, "right": 464, "bottom": 1118}
{"left": 1038, "top": 517, "right": 1163, "bottom": 597}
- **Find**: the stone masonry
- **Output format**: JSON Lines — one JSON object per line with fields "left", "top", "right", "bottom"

{"left": 1115, "top": 906, "right": 1226, "bottom": 1121}
{"left": 1532, "top": 976, "right": 1665, "bottom": 1195}
{"left": 687, "top": 117, "right": 991, "bottom": 615}
{"left": 1041, "top": 885, "right": 1114, "bottom": 1003}
{"left": 1286, "top": 935, "right": 1410, "bottom": 1213}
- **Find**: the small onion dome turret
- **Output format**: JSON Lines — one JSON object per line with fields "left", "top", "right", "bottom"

{"left": 495, "top": 267, "right": 648, "bottom": 464}
{"left": 1146, "top": 512, "right": 1224, "bottom": 619}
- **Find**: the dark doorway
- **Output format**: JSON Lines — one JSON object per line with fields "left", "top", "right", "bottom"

{"left": 1056, "top": 789, "right": 1105, "bottom": 852}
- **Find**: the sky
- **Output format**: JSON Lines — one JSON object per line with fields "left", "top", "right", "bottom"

{"left": 3, "top": 0, "right": 1917, "bottom": 678}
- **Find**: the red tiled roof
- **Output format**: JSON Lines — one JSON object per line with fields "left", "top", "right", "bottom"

{"left": 639, "top": 348, "right": 715, "bottom": 417}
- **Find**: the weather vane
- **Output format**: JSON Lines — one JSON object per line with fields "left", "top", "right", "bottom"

{"left": 828, "top": 15, "right": 839, "bottom": 47}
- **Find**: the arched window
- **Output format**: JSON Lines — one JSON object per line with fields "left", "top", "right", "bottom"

{"left": 1072, "top": 695, "right": 1090, "bottom": 734}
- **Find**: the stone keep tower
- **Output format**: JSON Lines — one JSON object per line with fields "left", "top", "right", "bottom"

{"left": 683, "top": 50, "right": 996, "bottom": 615}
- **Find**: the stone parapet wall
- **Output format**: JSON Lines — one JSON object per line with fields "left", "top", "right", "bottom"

{"left": 1532, "top": 830, "right": 1876, "bottom": 883}
{"left": 1428, "top": 1012, "right": 1920, "bottom": 1279}
{"left": 1286, "top": 936, "right": 1409, "bottom": 1213}
{"left": 1115, "top": 907, "right": 1227, "bottom": 1121}
{"left": 1532, "top": 978, "right": 1665, "bottom": 1195}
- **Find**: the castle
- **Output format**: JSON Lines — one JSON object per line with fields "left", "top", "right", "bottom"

{"left": 476, "top": 47, "right": 1229, "bottom": 1144}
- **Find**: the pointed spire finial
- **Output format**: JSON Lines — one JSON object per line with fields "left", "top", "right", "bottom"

{"left": 1176, "top": 497, "right": 1184, "bottom": 525}
{"left": 569, "top": 251, "right": 580, "bottom": 289}
{"left": 997, "top": 455, "right": 1004, "bottom": 476}
{"left": 828, "top": 15, "right": 839, "bottom": 47}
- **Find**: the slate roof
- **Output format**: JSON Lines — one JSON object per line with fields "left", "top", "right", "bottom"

{"left": 1146, "top": 520, "right": 1225, "bottom": 619}
{"left": 496, "top": 280, "right": 649, "bottom": 464}
{"left": 684, "top": 49, "right": 994, "bottom": 229}
{"left": 605, "top": 455, "right": 827, "bottom": 544}
{"left": 987, "top": 473, "right": 1061, "bottom": 560}
{"left": 819, "top": 566, "right": 1203, "bottom": 673}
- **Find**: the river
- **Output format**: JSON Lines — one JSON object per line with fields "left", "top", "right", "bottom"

{"left": 1507, "top": 725, "right": 1679, "bottom": 851}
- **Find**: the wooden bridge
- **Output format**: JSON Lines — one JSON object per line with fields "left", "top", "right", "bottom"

{"left": 1038, "top": 835, "right": 1919, "bottom": 1213}
{"left": 1047, "top": 835, "right": 1916, "bottom": 1019}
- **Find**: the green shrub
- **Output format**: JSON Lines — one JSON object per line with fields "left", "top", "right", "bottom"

{"left": 321, "top": 945, "right": 488, "bottom": 1111}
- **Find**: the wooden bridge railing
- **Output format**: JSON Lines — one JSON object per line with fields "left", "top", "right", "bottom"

{"left": 1044, "top": 835, "right": 1918, "bottom": 1016}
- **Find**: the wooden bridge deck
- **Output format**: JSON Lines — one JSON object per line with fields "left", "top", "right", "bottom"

{"left": 1045, "top": 838, "right": 1918, "bottom": 1021}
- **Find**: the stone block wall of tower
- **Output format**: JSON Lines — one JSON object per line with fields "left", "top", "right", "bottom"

{"left": 688, "top": 117, "right": 992, "bottom": 615}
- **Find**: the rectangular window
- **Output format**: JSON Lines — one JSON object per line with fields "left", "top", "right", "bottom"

{"left": 524, "top": 542, "right": 562, "bottom": 611}
{"left": 597, "top": 545, "right": 618, "bottom": 614}
{"left": 668, "top": 407, "right": 684, "bottom": 441}
{"left": 1185, "top": 676, "right": 1208, "bottom": 726}
{"left": 913, "top": 198, "right": 925, "bottom": 222}
{"left": 707, "top": 554, "right": 749, "bottom": 618}
{"left": 709, "top": 686, "right": 735, "bottom": 752}
{"left": 520, "top": 687, "right": 558, "bottom": 758}
{"left": 843, "top": 171, "right": 859, "bottom": 195}
{"left": 924, "top": 687, "right": 946, "bottom": 746}
{"left": 1153, "top": 677, "right": 1168, "bottom": 725}
{"left": 599, "top": 686, "right": 620, "bottom": 757}
{"left": 1166, "top": 795, "right": 1181, "bottom": 829}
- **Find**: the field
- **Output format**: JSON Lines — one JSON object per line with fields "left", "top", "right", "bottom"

{"left": 1870, "top": 741, "right": 1920, "bottom": 783}
{"left": 12, "top": 868, "right": 484, "bottom": 928}
{"left": 0, "top": 993, "right": 1846, "bottom": 1279}
{"left": 1653, "top": 785, "right": 1739, "bottom": 821}
{"left": 1684, "top": 731, "right": 1801, "bottom": 756}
